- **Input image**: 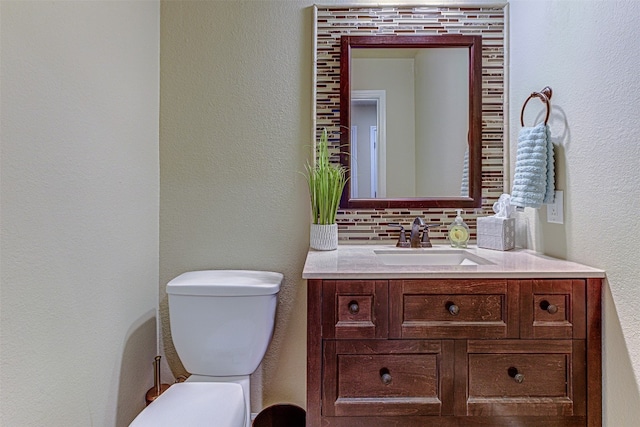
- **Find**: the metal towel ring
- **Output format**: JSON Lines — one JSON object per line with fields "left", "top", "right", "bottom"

{"left": 520, "top": 86, "right": 553, "bottom": 126}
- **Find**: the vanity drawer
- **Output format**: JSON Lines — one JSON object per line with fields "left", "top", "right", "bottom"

{"left": 463, "top": 340, "right": 586, "bottom": 417}
{"left": 322, "top": 340, "right": 454, "bottom": 417}
{"left": 520, "top": 280, "right": 586, "bottom": 339}
{"left": 389, "top": 279, "right": 518, "bottom": 339}
{"left": 322, "top": 280, "right": 388, "bottom": 339}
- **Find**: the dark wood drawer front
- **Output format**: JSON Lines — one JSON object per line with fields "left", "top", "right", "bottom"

{"left": 322, "top": 280, "right": 388, "bottom": 339}
{"left": 470, "top": 354, "right": 568, "bottom": 397}
{"left": 520, "top": 280, "right": 586, "bottom": 339}
{"left": 390, "top": 279, "right": 518, "bottom": 339}
{"left": 323, "top": 340, "right": 454, "bottom": 417}
{"left": 340, "top": 354, "right": 436, "bottom": 398}
{"left": 404, "top": 294, "right": 503, "bottom": 322}
{"left": 464, "top": 340, "right": 586, "bottom": 417}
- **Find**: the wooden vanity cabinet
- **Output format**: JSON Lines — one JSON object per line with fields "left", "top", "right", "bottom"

{"left": 307, "top": 278, "right": 602, "bottom": 427}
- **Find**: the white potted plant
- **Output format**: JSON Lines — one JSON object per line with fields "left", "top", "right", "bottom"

{"left": 304, "top": 128, "right": 348, "bottom": 250}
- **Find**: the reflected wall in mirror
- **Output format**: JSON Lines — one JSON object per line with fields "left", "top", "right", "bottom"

{"left": 340, "top": 35, "right": 483, "bottom": 209}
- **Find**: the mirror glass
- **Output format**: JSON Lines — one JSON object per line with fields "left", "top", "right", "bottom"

{"left": 340, "top": 35, "right": 482, "bottom": 209}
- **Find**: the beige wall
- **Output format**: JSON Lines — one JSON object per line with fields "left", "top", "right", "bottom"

{"left": 509, "top": 1, "right": 640, "bottom": 424}
{"left": 0, "top": 1, "right": 160, "bottom": 426}
{"left": 159, "top": 0, "right": 312, "bottom": 410}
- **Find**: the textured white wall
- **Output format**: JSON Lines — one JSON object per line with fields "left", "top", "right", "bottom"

{"left": 509, "top": 1, "right": 640, "bottom": 424}
{"left": 0, "top": 1, "right": 160, "bottom": 426}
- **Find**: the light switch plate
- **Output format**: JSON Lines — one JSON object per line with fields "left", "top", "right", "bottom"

{"left": 547, "top": 190, "right": 564, "bottom": 224}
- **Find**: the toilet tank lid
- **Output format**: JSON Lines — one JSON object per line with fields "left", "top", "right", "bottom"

{"left": 166, "top": 270, "right": 283, "bottom": 296}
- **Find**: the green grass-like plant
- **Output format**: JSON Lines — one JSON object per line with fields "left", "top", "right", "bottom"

{"left": 304, "top": 129, "right": 348, "bottom": 225}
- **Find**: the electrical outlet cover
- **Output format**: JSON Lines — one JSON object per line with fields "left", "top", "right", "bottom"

{"left": 547, "top": 190, "right": 564, "bottom": 224}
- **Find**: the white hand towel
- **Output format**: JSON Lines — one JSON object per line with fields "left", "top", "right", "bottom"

{"left": 511, "top": 122, "right": 555, "bottom": 209}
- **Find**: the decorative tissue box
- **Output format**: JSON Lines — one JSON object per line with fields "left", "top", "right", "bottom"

{"left": 477, "top": 216, "right": 515, "bottom": 251}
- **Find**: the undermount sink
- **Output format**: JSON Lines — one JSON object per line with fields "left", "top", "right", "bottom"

{"left": 374, "top": 249, "right": 493, "bottom": 266}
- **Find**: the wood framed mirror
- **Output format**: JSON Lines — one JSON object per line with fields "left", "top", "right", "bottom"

{"left": 339, "top": 35, "right": 483, "bottom": 209}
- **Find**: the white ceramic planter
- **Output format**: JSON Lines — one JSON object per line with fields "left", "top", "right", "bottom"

{"left": 310, "top": 223, "right": 338, "bottom": 251}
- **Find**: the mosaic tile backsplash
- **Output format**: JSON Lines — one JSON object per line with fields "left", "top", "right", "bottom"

{"left": 314, "top": 4, "right": 506, "bottom": 243}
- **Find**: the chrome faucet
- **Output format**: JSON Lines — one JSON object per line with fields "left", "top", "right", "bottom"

{"left": 410, "top": 217, "right": 426, "bottom": 248}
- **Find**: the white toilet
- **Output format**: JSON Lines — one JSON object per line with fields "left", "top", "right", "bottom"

{"left": 130, "top": 270, "right": 283, "bottom": 427}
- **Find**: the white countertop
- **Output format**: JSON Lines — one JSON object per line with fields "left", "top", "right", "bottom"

{"left": 302, "top": 244, "right": 605, "bottom": 279}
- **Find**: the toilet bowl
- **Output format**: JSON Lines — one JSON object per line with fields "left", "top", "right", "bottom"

{"left": 130, "top": 270, "right": 283, "bottom": 427}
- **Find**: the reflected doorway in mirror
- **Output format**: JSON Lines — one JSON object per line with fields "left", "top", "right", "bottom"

{"left": 350, "top": 90, "right": 386, "bottom": 199}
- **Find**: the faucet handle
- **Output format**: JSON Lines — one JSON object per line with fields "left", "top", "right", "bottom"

{"left": 388, "top": 223, "right": 410, "bottom": 248}
{"left": 420, "top": 223, "right": 444, "bottom": 248}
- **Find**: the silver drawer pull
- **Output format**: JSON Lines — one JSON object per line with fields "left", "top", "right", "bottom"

{"left": 380, "top": 368, "right": 392, "bottom": 385}
{"left": 348, "top": 301, "right": 360, "bottom": 315}
{"left": 445, "top": 301, "right": 459, "bottom": 316}
{"left": 540, "top": 300, "right": 558, "bottom": 314}
{"left": 508, "top": 366, "right": 524, "bottom": 383}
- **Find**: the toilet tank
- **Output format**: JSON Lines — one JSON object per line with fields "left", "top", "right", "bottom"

{"left": 167, "top": 270, "right": 283, "bottom": 377}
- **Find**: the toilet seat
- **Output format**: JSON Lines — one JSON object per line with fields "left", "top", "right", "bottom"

{"left": 129, "top": 382, "right": 245, "bottom": 427}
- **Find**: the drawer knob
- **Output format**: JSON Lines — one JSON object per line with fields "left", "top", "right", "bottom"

{"left": 540, "top": 300, "right": 558, "bottom": 314}
{"left": 380, "top": 368, "right": 392, "bottom": 385}
{"left": 446, "top": 301, "right": 459, "bottom": 316}
{"left": 508, "top": 367, "right": 525, "bottom": 383}
{"left": 348, "top": 301, "right": 360, "bottom": 315}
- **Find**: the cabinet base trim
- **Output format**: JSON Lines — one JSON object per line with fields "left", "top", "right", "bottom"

{"left": 318, "top": 415, "right": 587, "bottom": 427}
